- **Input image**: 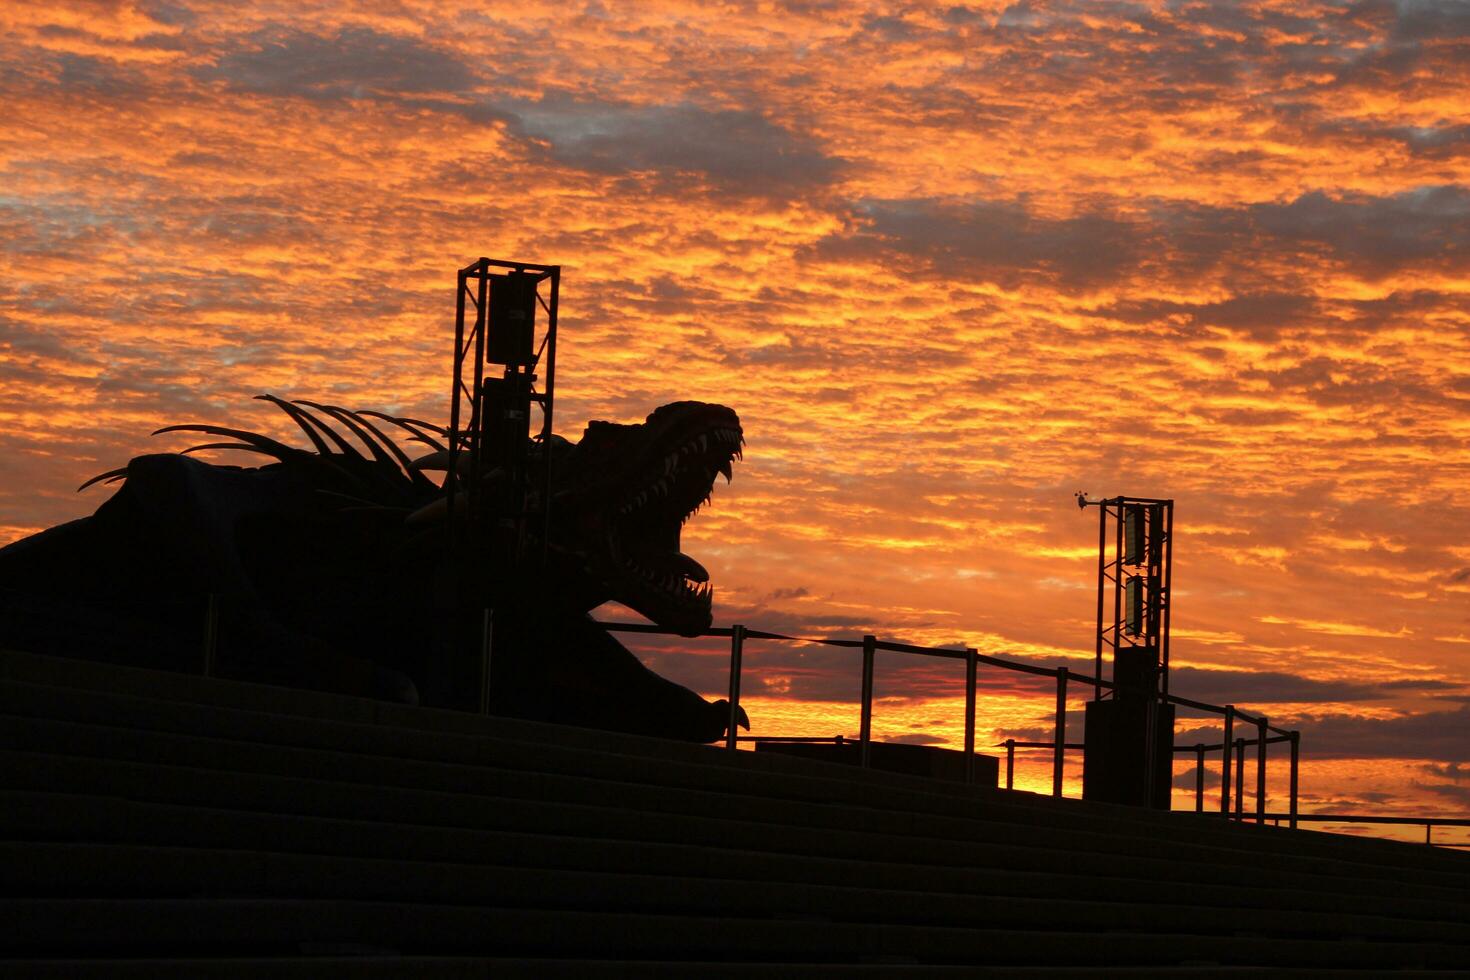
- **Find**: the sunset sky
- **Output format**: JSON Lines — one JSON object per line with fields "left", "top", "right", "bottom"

{"left": 3, "top": 0, "right": 1468, "bottom": 839}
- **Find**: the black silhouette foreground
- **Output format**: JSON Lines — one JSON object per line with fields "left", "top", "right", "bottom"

{"left": 0, "top": 395, "right": 750, "bottom": 742}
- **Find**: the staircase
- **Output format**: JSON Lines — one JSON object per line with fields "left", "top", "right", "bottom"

{"left": 2, "top": 648, "right": 1468, "bottom": 976}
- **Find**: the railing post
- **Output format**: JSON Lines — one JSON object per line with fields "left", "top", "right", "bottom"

{"left": 1005, "top": 738, "right": 1015, "bottom": 790}
{"left": 727, "top": 624, "right": 746, "bottom": 752}
{"left": 1195, "top": 744, "right": 1205, "bottom": 813}
{"left": 1094, "top": 503, "right": 1106, "bottom": 702}
{"left": 1220, "top": 705, "right": 1234, "bottom": 817}
{"left": 860, "top": 635, "right": 876, "bottom": 769}
{"left": 478, "top": 607, "right": 494, "bottom": 715}
{"left": 202, "top": 593, "right": 219, "bottom": 678}
{"left": 1234, "top": 738, "right": 1245, "bottom": 821}
{"left": 964, "top": 647, "right": 977, "bottom": 784}
{"left": 1289, "top": 731, "right": 1300, "bottom": 830}
{"left": 1426, "top": 823, "right": 1432, "bottom": 846}
{"left": 1053, "top": 667, "right": 1068, "bottom": 798}
{"left": 1256, "top": 716, "right": 1268, "bottom": 823}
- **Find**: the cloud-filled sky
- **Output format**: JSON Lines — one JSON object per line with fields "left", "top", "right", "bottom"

{"left": 3, "top": 0, "right": 1468, "bottom": 837}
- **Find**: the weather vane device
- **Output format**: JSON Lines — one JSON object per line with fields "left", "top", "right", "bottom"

{"left": 443, "top": 258, "right": 560, "bottom": 660}
{"left": 1075, "top": 492, "right": 1175, "bottom": 808}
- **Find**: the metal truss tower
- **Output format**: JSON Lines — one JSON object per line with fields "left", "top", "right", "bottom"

{"left": 1077, "top": 494, "right": 1175, "bottom": 700}
{"left": 444, "top": 258, "right": 560, "bottom": 711}
{"left": 1077, "top": 493, "right": 1176, "bottom": 809}
{"left": 444, "top": 257, "right": 560, "bottom": 570}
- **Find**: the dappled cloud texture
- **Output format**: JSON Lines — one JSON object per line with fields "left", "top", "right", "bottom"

{"left": 3, "top": 0, "right": 1469, "bottom": 831}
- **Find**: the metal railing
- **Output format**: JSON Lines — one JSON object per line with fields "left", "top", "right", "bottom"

{"left": 1254, "top": 813, "right": 1470, "bottom": 847}
{"left": 194, "top": 596, "right": 1464, "bottom": 847}
{"left": 594, "top": 622, "right": 1465, "bottom": 847}
{"left": 597, "top": 619, "right": 1307, "bottom": 823}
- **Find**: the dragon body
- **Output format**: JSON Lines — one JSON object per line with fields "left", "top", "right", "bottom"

{"left": 0, "top": 396, "right": 748, "bottom": 742}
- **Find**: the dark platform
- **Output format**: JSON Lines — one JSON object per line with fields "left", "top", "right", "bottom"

{"left": 2, "top": 647, "right": 1468, "bottom": 975}
{"left": 754, "top": 738, "right": 999, "bottom": 786}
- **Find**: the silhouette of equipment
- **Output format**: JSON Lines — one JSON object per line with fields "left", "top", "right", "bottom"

{"left": 445, "top": 259, "right": 560, "bottom": 714}
{"left": 755, "top": 737, "right": 1000, "bottom": 785}
{"left": 1077, "top": 494, "right": 1175, "bottom": 808}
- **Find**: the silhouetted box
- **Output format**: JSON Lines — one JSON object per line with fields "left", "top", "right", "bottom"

{"left": 753, "top": 740, "right": 998, "bottom": 786}
{"left": 487, "top": 272, "right": 537, "bottom": 365}
{"left": 1083, "top": 698, "right": 1174, "bottom": 808}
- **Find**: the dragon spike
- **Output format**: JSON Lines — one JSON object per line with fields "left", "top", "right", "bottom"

{"left": 280, "top": 397, "right": 360, "bottom": 459}
{"left": 152, "top": 424, "right": 302, "bottom": 461}
{"left": 357, "top": 411, "right": 448, "bottom": 452}
{"left": 253, "top": 395, "right": 333, "bottom": 457}
{"left": 77, "top": 466, "right": 129, "bottom": 492}
{"left": 179, "top": 442, "right": 288, "bottom": 461}
{"left": 298, "top": 400, "right": 393, "bottom": 468}
{"left": 393, "top": 415, "right": 448, "bottom": 437}
{"left": 328, "top": 407, "right": 419, "bottom": 475}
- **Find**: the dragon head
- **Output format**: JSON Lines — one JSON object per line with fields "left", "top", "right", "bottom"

{"left": 547, "top": 401, "right": 743, "bottom": 636}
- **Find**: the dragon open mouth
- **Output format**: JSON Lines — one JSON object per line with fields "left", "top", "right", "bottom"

{"left": 546, "top": 401, "right": 743, "bottom": 635}
{"left": 611, "top": 422, "right": 743, "bottom": 624}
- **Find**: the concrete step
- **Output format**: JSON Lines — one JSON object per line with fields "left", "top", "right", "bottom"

{"left": 2, "top": 898, "right": 1464, "bottom": 968}
{"left": 5, "top": 649, "right": 1462, "bottom": 878}
{"left": 5, "top": 962, "right": 1456, "bottom": 980}
{"left": 7, "top": 736, "right": 1468, "bottom": 912}
{"left": 4, "top": 709, "right": 1468, "bottom": 901}
{"left": 4, "top": 841, "right": 1465, "bottom": 946}
{"left": 7, "top": 787, "right": 1468, "bottom": 930}
{"left": 2, "top": 963, "right": 1446, "bottom": 975}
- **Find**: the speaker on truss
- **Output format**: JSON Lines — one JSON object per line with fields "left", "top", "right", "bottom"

{"left": 1123, "top": 504, "right": 1145, "bottom": 565}
{"left": 1125, "top": 575, "right": 1144, "bottom": 636}
{"left": 487, "top": 272, "right": 538, "bottom": 365}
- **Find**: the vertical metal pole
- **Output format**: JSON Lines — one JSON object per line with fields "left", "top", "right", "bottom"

{"left": 1256, "top": 717, "right": 1268, "bottom": 823}
{"left": 726, "top": 625, "right": 746, "bottom": 752}
{"left": 860, "top": 635, "right": 876, "bottom": 769}
{"left": 478, "top": 607, "right": 494, "bottom": 715}
{"left": 1233, "top": 738, "right": 1245, "bottom": 820}
{"left": 202, "top": 593, "right": 219, "bottom": 678}
{"left": 1160, "top": 501, "right": 1174, "bottom": 698}
{"left": 1005, "top": 739, "right": 1015, "bottom": 790}
{"left": 1094, "top": 503, "right": 1107, "bottom": 702}
{"left": 1111, "top": 506, "right": 1123, "bottom": 689}
{"left": 467, "top": 265, "right": 489, "bottom": 533}
{"left": 1195, "top": 744, "right": 1205, "bottom": 813}
{"left": 1053, "top": 667, "right": 1068, "bottom": 798}
{"left": 447, "top": 270, "right": 468, "bottom": 548}
{"left": 964, "top": 648, "right": 977, "bottom": 784}
{"left": 1426, "top": 824, "right": 1432, "bottom": 846}
{"left": 1220, "top": 706, "right": 1234, "bottom": 816}
{"left": 540, "top": 268, "right": 559, "bottom": 565}
{"left": 1289, "top": 731, "right": 1300, "bottom": 830}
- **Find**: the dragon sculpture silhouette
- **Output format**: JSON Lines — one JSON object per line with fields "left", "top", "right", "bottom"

{"left": 0, "top": 395, "right": 749, "bottom": 742}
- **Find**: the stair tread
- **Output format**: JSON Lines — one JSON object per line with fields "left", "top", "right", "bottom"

{"left": 7, "top": 742, "right": 1468, "bottom": 907}
{"left": 6, "top": 788, "right": 1468, "bottom": 925}
{"left": 4, "top": 841, "right": 1465, "bottom": 943}
{"left": 4, "top": 898, "right": 1465, "bottom": 967}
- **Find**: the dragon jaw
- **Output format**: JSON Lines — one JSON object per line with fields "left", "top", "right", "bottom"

{"left": 552, "top": 401, "right": 743, "bottom": 636}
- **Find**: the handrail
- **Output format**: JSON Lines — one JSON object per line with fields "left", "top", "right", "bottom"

{"left": 1258, "top": 812, "right": 1470, "bottom": 847}
{"left": 1258, "top": 813, "right": 1470, "bottom": 827}
{"left": 593, "top": 618, "right": 1306, "bottom": 815}
{"left": 187, "top": 599, "right": 1459, "bottom": 847}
